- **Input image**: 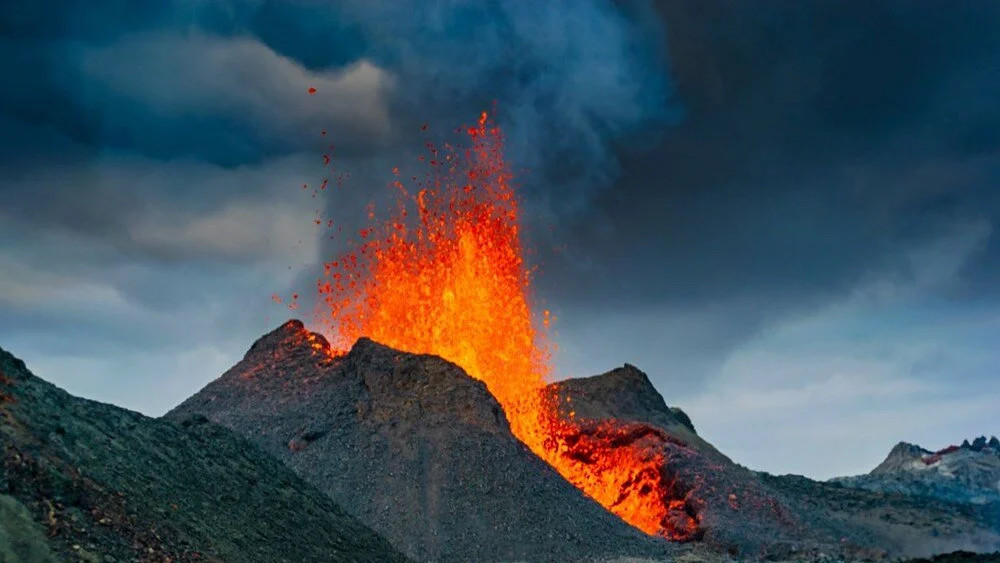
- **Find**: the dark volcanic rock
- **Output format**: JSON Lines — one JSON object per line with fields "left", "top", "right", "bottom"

{"left": 765, "top": 472, "right": 1000, "bottom": 559}
{"left": 551, "top": 366, "right": 845, "bottom": 558}
{"left": 903, "top": 551, "right": 1000, "bottom": 563}
{"left": 550, "top": 363, "right": 703, "bottom": 444}
{"left": 0, "top": 346, "right": 407, "bottom": 563}
{"left": 167, "top": 320, "right": 670, "bottom": 563}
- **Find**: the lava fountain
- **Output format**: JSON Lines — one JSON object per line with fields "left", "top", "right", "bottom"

{"left": 315, "top": 112, "right": 696, "bottom": 540}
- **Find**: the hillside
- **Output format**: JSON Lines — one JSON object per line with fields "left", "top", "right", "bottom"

{"left": 552, "top": 364, "right": 1000, "bottom": 559}
{"left": 0, "top": 346, "right": 407, "bottom": 563}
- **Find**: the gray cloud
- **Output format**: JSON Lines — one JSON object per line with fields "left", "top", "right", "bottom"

{"left": 321, "top": 0, "right": 677, "bottom": 214}
{"left": 0, "top": 151, "right": 325, "bottom": 263}
{"left": 675, "top": 216, "right": 1000, "bottom": 477}
{"left": 1, "top": 1, "right": 998, "bottom": 478}
{"left": 74, "top": 32, "right": 395, "bottom": 160}
{"left": 538, "top": 0, "right": 1000, "bottom": 338}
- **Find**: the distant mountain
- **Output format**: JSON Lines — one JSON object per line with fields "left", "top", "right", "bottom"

{"left": 0, "top": 346, "right": 407, "bottom": 562}
{"left": 832, "top": 437, "right": 1000, "bottom": 505}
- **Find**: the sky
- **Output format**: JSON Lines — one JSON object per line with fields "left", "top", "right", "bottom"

{"left": 1, "top": 1, "right": 998, "bottom": 480}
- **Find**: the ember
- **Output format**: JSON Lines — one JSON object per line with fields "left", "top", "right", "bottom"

{"left": 314, "top": 112, "right": 696, "bottom": 540}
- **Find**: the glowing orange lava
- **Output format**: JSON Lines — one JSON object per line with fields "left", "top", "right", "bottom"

{"left": 316, "top": 112, "right": 695, "bottom": 540}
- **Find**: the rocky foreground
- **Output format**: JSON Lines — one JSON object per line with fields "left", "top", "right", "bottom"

{"left": 0, "top": 346, "right": 407, "bottom": 562}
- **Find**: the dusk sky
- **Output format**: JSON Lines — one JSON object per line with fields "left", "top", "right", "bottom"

{"left": 2, "top": 1, "right": 998, "bottom": 480}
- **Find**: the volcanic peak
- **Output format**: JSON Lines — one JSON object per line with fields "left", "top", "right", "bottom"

{"left": 167, "top": 320, "right": 667, "bottom": 562}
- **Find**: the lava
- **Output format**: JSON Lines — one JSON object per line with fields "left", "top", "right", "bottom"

{"left": 314, "top": 112, "right": 697, "bottom": 540}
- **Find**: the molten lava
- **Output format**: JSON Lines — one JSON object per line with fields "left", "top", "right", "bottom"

{"left": 315, "top": 112, "right": 696, "bottom": 540}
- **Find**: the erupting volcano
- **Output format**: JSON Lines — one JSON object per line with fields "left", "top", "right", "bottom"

{"left": 314, "top": 112, "right": 698, "bottom": 540}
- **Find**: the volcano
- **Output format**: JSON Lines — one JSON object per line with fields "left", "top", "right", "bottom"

{"left": 167, "top": 321, "right": 1000, "bottom": 561}
{"left": 163, "top": 112, "right": 997, "bottom": 561}
{"left": 306, "top": 111, "right": 724, "bottom": 542}
{"left": 167, "top": 320, "right": 673, "bottom": 562}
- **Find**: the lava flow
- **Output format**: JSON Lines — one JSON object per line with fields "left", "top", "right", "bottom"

{"left": 315, "top": 112, "right": 697, "bottom": 540}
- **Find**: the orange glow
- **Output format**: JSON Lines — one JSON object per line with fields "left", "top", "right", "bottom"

{"left": 315, "top": 112, "right": 696, "bottom": 540}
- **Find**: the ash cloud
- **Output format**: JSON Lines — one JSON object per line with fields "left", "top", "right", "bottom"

{"left": 543, "top": 1, "right": 1000, "bottom": 343}
{"left": 1, "top": 1, "right": 999, "bottom": 477}
{"left": 0, "top": 0, "right": 674, "bottom": 407}
{"left": 541, "top": 1, "right": 1000, "bottom": 475}
{"left": 329, "top": 0, "right": 678, "bottom": 213}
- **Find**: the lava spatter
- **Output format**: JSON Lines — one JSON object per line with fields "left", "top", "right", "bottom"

{"left": 314, "top": 112, "right": 697, "bottom": 540}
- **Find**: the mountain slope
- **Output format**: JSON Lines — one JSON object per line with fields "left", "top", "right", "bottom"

{"left": 167, "top": 320, "right": 670, "bottom": 563}
{"left": 549, "top": 363, "right": 707, "bottom": 451}
{"left": 0, "top": 345, "right": 408, "bottom": 563}
{"left": 553, "top": 364, "right": 1000, "bottom": 560}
